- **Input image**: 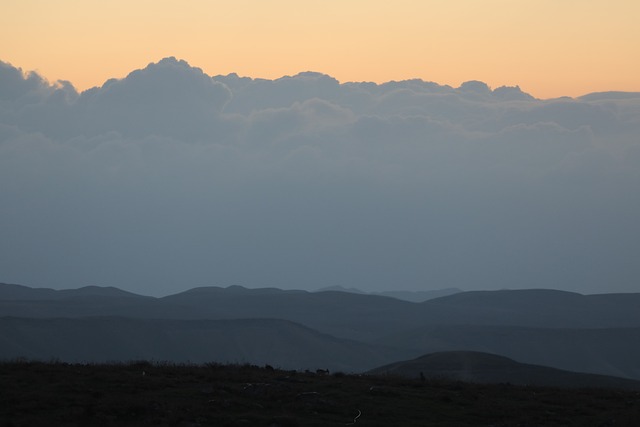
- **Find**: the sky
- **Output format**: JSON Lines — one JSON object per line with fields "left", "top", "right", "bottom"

{"left": 1, "top": 0, "right": 640, "bottom": 99}
{"left": 1, "top": 1, "right": 640, "bottom": 297}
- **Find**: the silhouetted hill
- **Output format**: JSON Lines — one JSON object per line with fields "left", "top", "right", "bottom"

{"left": 157, "top": 287, "right": 421, "bottom": 341}
{"left": 4, "top": 285, "right": 639, "bottom": 339}
{"left": 422, "top": 289, "right": 640, "bottom": 328}
{"left": 166, "top": 285, "right": 307, "bottom": 300}
{"left": 0, "top": 282, "right": 149, "bottom": 300}
{"left": 312, "top": 286, "right": 462, "bottom": 302}
{"left": 4, "top": 284, "right": 640, "bottom": 331}
{"left": 374, "top": 288, "right": 462, "bottom": 302}
{"left": 0, "top": 317, "right": 403, "bottom": 372}
{"left": 2, "top": 283, "right": 640, "bottom": 380}
{"left": 376, "top": 324, "right": 640, "bottom": 380}
{"left": 368, "top": 351, "right": 640, "bottom": 390}
{"left": 314, "top": 285, "right": 366, "bottom": 294}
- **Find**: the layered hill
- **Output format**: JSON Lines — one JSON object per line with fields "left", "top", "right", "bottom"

{"left": 0, "top": 283, "right": 149, "bottom": 301}
{"left": 2, "top": 282, "right": 640, "bottom": 380}
{"left": 0, "top": 316, "right": 403, "bottom": 372}
{"left": 3, "top": 284, "right": 640, "bottom": 339}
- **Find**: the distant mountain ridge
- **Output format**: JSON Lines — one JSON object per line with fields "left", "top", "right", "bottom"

{"left": 5, "top": 283, "right": 639, "bottom": 330}
{"left": 375, "top": 288, "right": 462, "bottom": 302}
{"left": 0, "top": 283, "right": 149, "bottom": 300}
{"left": 314, "top": 285, "right": 462, "bottom": 302}
{"left": 2, "top": 282, "right": 640, "bottom": 381}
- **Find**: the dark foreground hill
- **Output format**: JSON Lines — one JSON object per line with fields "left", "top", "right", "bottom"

{"left": 376, "top": 324, "right": 640, "bottom": 380}
{"left": 2, "top": 361, "right": 639, "bottom": 427}
{"left": 368, "top": 351, "right": 640, "bottom": 390}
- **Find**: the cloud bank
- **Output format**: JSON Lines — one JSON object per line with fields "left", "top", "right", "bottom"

{"left": 1, "top": 58, "right": 639, "bottom": 295}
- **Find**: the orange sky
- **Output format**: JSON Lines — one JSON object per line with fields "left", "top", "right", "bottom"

{"left": 1, "top": 0, "right": 639, "bottom": 98}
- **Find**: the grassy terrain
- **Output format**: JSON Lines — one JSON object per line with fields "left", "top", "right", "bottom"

{"left": 1, "top": 361, "right": 639, "bottom": 426}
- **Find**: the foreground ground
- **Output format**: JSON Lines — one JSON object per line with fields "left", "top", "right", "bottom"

{"left": 1, "top": 361, "right": 639, "bottom": 426}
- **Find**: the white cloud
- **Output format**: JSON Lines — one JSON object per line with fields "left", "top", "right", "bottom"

{"left": 1, "top": 58, "right": 639, "bottom": 295}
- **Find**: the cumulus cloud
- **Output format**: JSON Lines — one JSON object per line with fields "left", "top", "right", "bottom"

{"left": 1, "top": 58, "right": 639, "bottom": 295}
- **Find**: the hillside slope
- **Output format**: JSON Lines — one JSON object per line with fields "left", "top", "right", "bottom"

{"left": 368, "top": 351, "right": 640, "bottom": 390}
{"left": 0, "top": 316, "right": 404, "bottom": 372}
{"left": 3, "top": 285, "right": 640, "bottom": 341}
{"left": 377, "top": 324, "right": 640, "bottom": 380}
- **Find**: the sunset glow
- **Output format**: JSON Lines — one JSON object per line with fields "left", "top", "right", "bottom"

{"left": 2, "top": 0, "right": 639, "bottom": 98}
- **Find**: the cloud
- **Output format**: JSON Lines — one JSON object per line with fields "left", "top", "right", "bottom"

{"left": 75, "top": 57, "right": 232, "bottom": 139}
{"left": 0, "top": 61, "right": 58, "bottom": 104}
{"left": 1, "top": 58, "right": 640, "bottom": 295}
